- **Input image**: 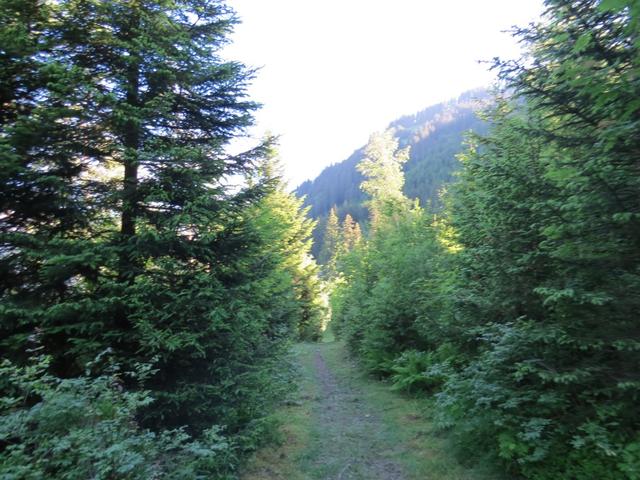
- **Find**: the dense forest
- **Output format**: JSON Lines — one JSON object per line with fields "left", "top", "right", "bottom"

{"left": 2, "top": 0, "right": 640, "bottom": 479}
{"left": 0, "top": 1, "right": 324, "bottom": 478}
{"left": 329, "top": 0, "right": 640, "bottom": 478}
{"left": 295, "top": 90, "right": 488, "bottom": 261}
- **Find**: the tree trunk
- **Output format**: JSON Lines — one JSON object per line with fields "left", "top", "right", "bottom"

{"left": 118, "top": 13, "right": 141, "bottom": 283}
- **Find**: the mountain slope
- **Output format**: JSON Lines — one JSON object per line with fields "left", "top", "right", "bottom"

{"left": 296, "top": 89, "right": 489, "bottom": 259}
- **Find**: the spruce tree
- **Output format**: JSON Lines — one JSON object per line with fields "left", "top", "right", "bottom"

{"left": 438, "top": 2, "right": 640, "bottom": 477}
{"left": 320, "top": 206, "right": 340, "bottom": 277}
{"left": 357, "top": 129, "right": 410, "bottom": 224}
{"left": 1, "top": 0, "right": 286, "bottom": 441}
{"left": 341, "top": 214, "right": 362, "bottom": 252}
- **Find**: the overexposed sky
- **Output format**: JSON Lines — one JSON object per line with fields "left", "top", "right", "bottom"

{"left": 223, "top": 0, "right": 544, "bottom": 187}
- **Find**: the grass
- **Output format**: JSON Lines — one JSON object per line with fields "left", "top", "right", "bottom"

{"left": 319, "top": 341, "right": 504, "bottom": 480}
{"left": 239, "top": 343, "right": 318, "bottom": 480}
{"left": 240, "top": 339, "right": 506, "bottom": 480}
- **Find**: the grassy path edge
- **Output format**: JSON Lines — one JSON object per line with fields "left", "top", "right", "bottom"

{"left": 240, "top": 341, "right": 505, "bottom": 480}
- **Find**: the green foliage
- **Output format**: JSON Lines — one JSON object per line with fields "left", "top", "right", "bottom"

{"left": 390, "top": 350, "right": 438, "bottom": 393}
{"left": 319, "top": 206, "right": 340, "bottom": 277}
{"left": 340, "top": 214, "right": 362, "bottom": 252}
{"left": 331, "top": 132, "right": 447, "bottom": 375}
{"left": 329, "top": 2, "right": 640, "bottom": 479}
{"left": 296, "top": 90, "right": 488, "bottom": 261}
{"left": 389, "top": 343, "right": 457, "bottom": 394}
{"left": 249, "top": 164, "right": 327, "bottom": 342}
{"left": 0, "top": 354, "right": 235, "bottom": 479}
{"left": 0, "top": 0, "right": 324, "bottom": 476}
{"left": 357, "top": 130, "right": 410, "bottom": 218}
{"left": 431, "top": 2, "right": 640, "bottom": 477}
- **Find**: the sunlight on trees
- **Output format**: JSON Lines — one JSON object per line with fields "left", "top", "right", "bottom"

{"left": 2, "top": 0, "right": 639, "bottom": 479}
{"left": 0, "top": 1, "right": 324, "bottom": 477}
{"left": 357, "top": 130, "right": 410, "bottom": 223}
{"left": 330, "top": 2, "right": 640, "bottom": 478}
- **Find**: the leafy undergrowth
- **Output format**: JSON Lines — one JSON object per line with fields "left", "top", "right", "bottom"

{"left": 240, "top": 340, "right": 505, "bottom": 480}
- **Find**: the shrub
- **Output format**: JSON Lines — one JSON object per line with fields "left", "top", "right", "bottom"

{"left": 0, "top": 355, "right": 236, "bottom": 479}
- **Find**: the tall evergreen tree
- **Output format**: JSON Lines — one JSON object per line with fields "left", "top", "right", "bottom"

{"left": 332, "top": 131, "right": 447, "bottom": 371}
{"left": 340, "top": 214, "right": 359, "bottom": 250}
{"left": 437, "top": 2, "right": 640, "bottom": 477}
{"left": 249, "top": 155, "right": 325, "bottom": 342}
{"left": 1, "top": 0, "right": 108, "bottom": 368}
{"left": 357, "top": 130, "right": 410, "bottom": 225}
{"left": 319, "top": 206, "right": 340, "bottom": 275}
{"left": 0, "top": 0, "right": 291, "bottom": 445}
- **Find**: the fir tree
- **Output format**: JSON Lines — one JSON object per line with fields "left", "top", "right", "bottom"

{"left": 438, "top": 2, "right": 640, "bottom": 477}
{"left": 249, "top": 154, "right": 325, "bottom": 342}
{"left": 357, "top": 130, "right": 410, "bottom": 225}
{"left": 319, "top": 206, "right": 340, "bottom": 277}
{"left": 341, "top": 214, "right": 362, "bottom": 252}
{"left": 1, "top": 0, "right": 290, "bottom": 445}
{"left": 1, "top": 0, "right": 107, "bottom": 369}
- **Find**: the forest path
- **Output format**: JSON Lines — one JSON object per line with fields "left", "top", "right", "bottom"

{"left": 241, "top": 340, "right": 502, "bottom": 480}
{"left": 304, "top": 345, "right": 406, "bottom": 479}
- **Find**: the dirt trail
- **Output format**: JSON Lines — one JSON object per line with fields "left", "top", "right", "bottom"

{"left": 307, "top": 345, "right": 406, "bottom": 480}
{"left": 243, "top": 342, "right": 498, "bottom": 480}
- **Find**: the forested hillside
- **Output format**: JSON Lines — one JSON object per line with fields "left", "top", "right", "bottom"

{"left": 296, "top": 90, "right": 488, "bottom": 260}
{"left": 330, "top": 1, "right": 640, "bottom": 479}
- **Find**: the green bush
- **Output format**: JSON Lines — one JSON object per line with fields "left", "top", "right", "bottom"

{"left": 390, "top": 350, "right": 436, "bottom": 393}
{"left": 0, "top": 355, "right": 237, "bottom": 479}
{"left": 390, "top": 345, "right": 455, "bottom": 394}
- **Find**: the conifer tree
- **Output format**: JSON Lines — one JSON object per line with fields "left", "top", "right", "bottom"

{"left": 353, "top": 222, "right": 362, "bottom": 245}
{"left": 0, "top": 0, "right": 288, "bottom": 442}
{"left": 357, "top": 130, "right": 410, "bottom": 224}
{"left": 319, "top": 206, "right": 340, "bottom": 277}
{"left": 341, "top": 214, "right": 362, "bottom": 252}
{"left": 332, "top": 129, "right": 447, "bottom": 371}
{"left": 437, "top": 2, "right": 640, "bottom": 477}
{"left": 1, "top": 0, "right": 108, "bottom": 368}
{"left": 249, "top": 154, "right": 325, "bottom": 342}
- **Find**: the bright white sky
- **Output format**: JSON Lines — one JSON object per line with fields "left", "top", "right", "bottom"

{"left": 223, "top": 0, "right": 544, "bottom": 187}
